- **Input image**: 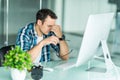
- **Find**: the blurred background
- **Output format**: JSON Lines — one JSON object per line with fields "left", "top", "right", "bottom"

{"left": 0, "top": 0, "right": 120, "bottom": 63}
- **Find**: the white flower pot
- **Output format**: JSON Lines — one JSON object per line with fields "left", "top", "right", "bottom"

{"left": 11, "top": 68, "right": 26, "bottom": 80}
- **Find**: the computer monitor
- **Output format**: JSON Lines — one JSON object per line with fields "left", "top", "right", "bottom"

{"left": 75, "top": 13, "right": 115, "bottom": 67}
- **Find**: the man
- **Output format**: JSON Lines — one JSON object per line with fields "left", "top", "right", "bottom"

{"left": 16, "top": 9, "right": 69, "bottom": 63}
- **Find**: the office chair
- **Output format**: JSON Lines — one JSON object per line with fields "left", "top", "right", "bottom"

{"left": 0, "top": 45, "right": 15, "bottom": 66}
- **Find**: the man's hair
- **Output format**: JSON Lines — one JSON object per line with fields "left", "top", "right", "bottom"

{"left": 36, "top": 9, "right": 57, "bottom": 23}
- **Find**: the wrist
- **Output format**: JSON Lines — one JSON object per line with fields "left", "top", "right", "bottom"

{"left": 59, "top": 34, "right": 65, "bottom": 41}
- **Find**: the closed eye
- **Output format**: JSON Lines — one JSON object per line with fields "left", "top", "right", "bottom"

{"left": 48, "top": 25, "right": 53, "bottom": 28}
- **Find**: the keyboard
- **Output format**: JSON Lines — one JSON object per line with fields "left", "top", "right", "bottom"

{"left": 54, "top": 61, "right": 76, "bottom": 71}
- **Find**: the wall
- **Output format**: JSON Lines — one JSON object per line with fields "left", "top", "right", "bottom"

{"left": 5, "top": 0, "right": 40, "bottom": 35}
{"left": 0, "top": 0, "right": 40, "bottom": 46}
{"left": 63, "top": 0, "right": 116, "bottom": 34}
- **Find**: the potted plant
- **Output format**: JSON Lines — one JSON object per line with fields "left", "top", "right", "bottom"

{"left": 3, "top": 46, "right": 32, "bottom": 80}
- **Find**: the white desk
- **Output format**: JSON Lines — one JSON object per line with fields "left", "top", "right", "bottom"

{"left": 0, "top": 58, "right": 119, "bottom": 80}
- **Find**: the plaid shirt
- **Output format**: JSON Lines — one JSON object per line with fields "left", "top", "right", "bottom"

{"left": 16, "top": 23, "right": 60, "bottom": 62}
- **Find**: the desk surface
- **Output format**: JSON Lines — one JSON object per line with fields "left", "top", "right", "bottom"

{"left": 0, "top": 58, "right": 120, "bottom": 80}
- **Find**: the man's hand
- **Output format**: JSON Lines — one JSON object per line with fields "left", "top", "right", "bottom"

{"left": 51, "top": 25, "right": 63, "bottom": 38}
{"left": 41, "top": 36, "right": 59, "bottom": 46}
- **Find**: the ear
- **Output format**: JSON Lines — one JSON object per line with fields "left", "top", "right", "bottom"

{"left": 37, "top": 20, "right": 42, "bottom": 26}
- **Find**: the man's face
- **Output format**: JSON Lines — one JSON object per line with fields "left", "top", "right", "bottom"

{"left": 39, "top": 16, "right": 56, "bottom": 35}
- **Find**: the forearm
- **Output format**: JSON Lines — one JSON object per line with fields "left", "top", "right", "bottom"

{"left": 27, "top": 42, "right": 43, "bottom": 62}
{"left": 59, "top": 40, "right": 69, "bottom": 60}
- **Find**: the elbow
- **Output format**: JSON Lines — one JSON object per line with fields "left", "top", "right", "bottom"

{"left": 61, "top": 55, "right": 69, "bottom": 60}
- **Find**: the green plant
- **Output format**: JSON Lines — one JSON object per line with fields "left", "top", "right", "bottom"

{"left": 3, "top": 46, "right": 32, "bottom": 70}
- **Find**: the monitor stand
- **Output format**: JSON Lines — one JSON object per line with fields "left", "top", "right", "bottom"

{"left": 101, "top": 40, "right": 120, "bottom": 80}
{"left": 87, "top": 40, "right": 120, "bottom": 80}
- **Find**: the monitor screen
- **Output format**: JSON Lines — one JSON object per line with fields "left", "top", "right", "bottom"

{"left": 75, "top": 13, "right": 115, "bottom": 67}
